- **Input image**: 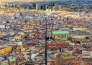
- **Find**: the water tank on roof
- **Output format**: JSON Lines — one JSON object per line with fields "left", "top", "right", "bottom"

{"left": 6, "top": 21, "right": 9, "bottom": 23}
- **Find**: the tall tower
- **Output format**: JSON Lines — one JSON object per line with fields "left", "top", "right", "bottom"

{"left": 36, "top": 4, "right": 39, "bottom": 10}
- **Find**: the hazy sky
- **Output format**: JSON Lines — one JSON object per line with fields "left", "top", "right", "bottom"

{"left": 0, "top": 0, "right": 90, "bottom": 2}
{"left": 0, "top": 0, "right": 68, "bottom": 2}
{"left": 0, "top": 0, "right": 40, "bottom": 2}
{"left": 0, "top": 0, "right": 57, "bottom": 2}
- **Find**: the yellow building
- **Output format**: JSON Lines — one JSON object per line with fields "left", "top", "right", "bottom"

{"left": 0, "top": 46, "right": 12, "bottom": 55}
{"left": 0, "top": 30, "right": 3, "bottom": 35}
{"left": 14, "top": 35, "right": 21, "bottom": 40}
{"left": 18, "top": 32, "right": 25, "bottom": 36}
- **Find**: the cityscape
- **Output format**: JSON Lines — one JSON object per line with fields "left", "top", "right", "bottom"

{"left": 0, "top": 0, "right": 92, "bottom": 65}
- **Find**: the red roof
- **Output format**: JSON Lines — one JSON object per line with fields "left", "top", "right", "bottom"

{"left": 36, "top": 32, "right": 41, "bottom": 34}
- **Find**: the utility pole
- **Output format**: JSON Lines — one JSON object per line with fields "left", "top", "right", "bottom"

{"left": 45, "top": 18, "right": 47, "bottom": 65}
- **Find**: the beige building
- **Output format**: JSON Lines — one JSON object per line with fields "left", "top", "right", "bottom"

{"left": 52, "top": 5, "right": 61, "bottom": 11}
{"left": 57, "top": 5, "right": 62, "bottom": 10}
{"left": 14, "top": 35, "right": 22, "bottom": 40}
{"left": 52, "top": 5, "right": 58, "bottom": 11}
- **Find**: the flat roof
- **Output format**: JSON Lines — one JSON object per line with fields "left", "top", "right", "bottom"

{"left": 52, "top": 31, "right": 69, "bottom": 34}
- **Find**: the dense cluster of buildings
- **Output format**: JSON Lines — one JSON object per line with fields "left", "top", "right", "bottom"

{"left": 0, "top": 1, "right": 92, "bottom": 65}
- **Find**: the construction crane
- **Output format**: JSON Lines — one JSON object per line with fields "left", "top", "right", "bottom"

{"left": 17, "top": 6, "right": 23, "bottom": 17}
{"left": 13, "top": 4, "right": 23, "bottom": 17}
{"left": 16, "top": 5, "right": 29, "bottom": 24}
